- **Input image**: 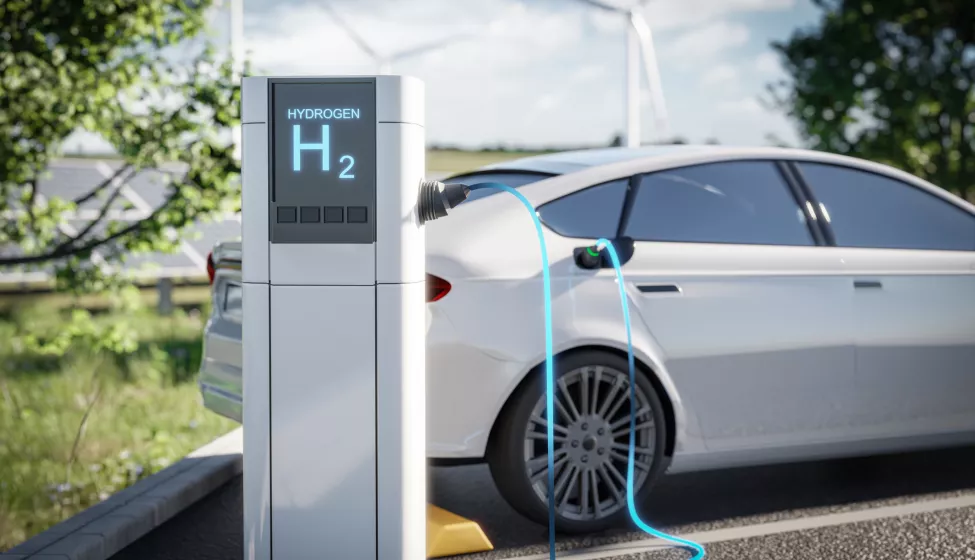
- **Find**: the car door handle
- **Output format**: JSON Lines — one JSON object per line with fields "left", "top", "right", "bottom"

{"left": 637, "top": 284, "right": 681, "bottom": 294}
{"left": 854, "top": 280, "right": 883, "bottom": 289}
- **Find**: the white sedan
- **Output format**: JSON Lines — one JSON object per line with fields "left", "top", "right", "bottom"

{"left": 199, "top": 145, "right": 975, "bottom": 534}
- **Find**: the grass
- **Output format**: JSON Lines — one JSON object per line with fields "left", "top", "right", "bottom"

{"left": 0, "top": 301, "right": 236, "bottom": 552}
{"left": 426, "top": 149, "right": 550, "bottom": 174}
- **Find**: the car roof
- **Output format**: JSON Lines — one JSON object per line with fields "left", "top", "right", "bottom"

{"left": 444, "top": 144, "right": 975, "bottom": 218}
{"left": 473, "top": 145, "right": 734, "bottom": 175}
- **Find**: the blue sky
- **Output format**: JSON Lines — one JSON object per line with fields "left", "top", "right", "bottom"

{"left": 65, "top": 0, "right": 824, "bottom": 153}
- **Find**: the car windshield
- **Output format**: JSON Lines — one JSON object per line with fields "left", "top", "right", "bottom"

{"left": 445, "top": 171, "right": 555, "bottom": 203}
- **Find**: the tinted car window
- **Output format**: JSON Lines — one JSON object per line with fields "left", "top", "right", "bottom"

{"left": 798, "top": 163, "right": 975, "bottom": 251}
{"left": 537, "top": 179, "right": 628, "bottom": 239}
{"left": 624, "top": 161, "right": 814, "bottom": 246}
{"left": 445, "top": 171, "right": 555, "bottom": 203}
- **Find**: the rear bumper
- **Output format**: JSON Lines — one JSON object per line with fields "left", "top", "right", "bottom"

{"left": 200, "top": 378, "right": 243, "bottom": 423}
{"left": 199, "top": 357, "right": 243, "bottom": 423}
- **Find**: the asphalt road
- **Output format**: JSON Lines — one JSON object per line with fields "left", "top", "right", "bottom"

{"left": 112, "top": 444, "right": 975, "bottom": 560}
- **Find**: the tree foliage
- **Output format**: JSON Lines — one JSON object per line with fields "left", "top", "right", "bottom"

{"left": 769, "top": 0, "right": 975, "bottom": 199}
{"left": 0, "top": 0, "right": 242, "bottom": 291}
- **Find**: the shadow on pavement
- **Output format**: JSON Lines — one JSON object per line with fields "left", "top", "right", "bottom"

{"left": 432, "top": 444, "right": 975, "bottom": 550}
{"left": 111, "top": 444, "right": 975, "bottom": 558}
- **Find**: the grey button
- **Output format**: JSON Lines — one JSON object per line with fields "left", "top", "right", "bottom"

{"left": 300, "top": 206, "right": 320, "bottom": 223}
{"left": 347, "top": 206, "right": 367, "bottom": 223}
{"left": 324, "top": 206, "right": 344, "bottom": 223}
{"left": 277, "top": 206, "right": 297, "bottom": 223}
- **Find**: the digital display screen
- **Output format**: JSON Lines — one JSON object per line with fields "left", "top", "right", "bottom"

{"left": 269, "top": 79, "right": 376, "bottom": 244}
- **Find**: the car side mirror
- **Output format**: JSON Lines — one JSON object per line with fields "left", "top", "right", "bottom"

{"left": 573, "top": 236, "right": 635, "bottom": 270}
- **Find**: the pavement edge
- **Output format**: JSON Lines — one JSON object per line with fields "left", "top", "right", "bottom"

{"left": 0, "top": 427, "right": 243, "bottom": 560}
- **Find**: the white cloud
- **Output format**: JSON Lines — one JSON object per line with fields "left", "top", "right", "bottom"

{"left": 65, "top": 0, "right": 810, "bottom": 154}
{"left": 586, "top": 8, "right": 627, "bottom": 34}
{"left": 246, "top": 0, "right": 586, "bottom": 77}
{"left": 644, "top": 0, "right": 795, "bottom": 31}
{"left": 533, "top": 93, "right": 562, "bottom": 112}
{"left": 701, "top": 64, "right": 739, "bottom": 86}
{"left": 754, "top": 51, "right": 781, "bottom": 74}
{"left": 665, "top": 21, "right": 750, "bottom": 61}
{"left": 717, "top": 97, "right": 765, "bottom": 116}
{"left": 570, "top": 64, "right": 607, "bottom": 83}
{"left": 572, "top": 0, "right": 796, "bottom": 38}
{"left": 693, "top": 96, "right": 800, "bottom": 146}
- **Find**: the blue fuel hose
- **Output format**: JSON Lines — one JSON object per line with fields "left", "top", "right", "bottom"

{"left": 467, "top": 182, "right": 558, "bottom": 554}
{"left": 596, "top": 237, "right": 706, "bottom": 560}
{"left": 467, "top": 182, "right": 705, "bottom": 560}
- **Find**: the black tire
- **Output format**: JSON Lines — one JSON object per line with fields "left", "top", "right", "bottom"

{"left": 487, "top": 349, "right": 668, "bottom": 534}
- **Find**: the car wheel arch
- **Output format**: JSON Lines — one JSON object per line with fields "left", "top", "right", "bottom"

{"left": 485, "top": 343, "right": 681, "bottom": 460}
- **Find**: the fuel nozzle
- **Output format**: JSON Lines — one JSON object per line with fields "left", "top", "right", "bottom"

{"left": 574, "top": 244, "right": 604, "bottom": 270}
{"left": 417, "top": 180, "right": 470, "bottom": 224}
{"left": 573, "top": 237, "right": 636, "bottom": 270}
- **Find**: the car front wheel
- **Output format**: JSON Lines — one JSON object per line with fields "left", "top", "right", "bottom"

{"left": 487, "top": 350, "right": 668, "bottom": 534}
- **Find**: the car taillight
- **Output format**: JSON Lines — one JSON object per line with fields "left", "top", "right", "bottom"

{"left": 206, "top": 251, "right": 215, "bottom": 285}
{"left": 426, "top": 274, "right": 451, "bottom": 302}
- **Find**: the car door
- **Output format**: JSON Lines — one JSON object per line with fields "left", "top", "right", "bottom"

{"left": 617, "top": 160, "right": 858, "bottom": 454}
{"left": 795, "top": 161, "right": 975, "bottom": 440}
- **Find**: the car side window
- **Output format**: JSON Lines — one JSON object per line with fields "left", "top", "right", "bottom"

{"left": 797, "top": 162, "right": 975, "bottom": 251}
{"left": 537, "top": 179, "right": 628, "bottom": 239}
{"left": 623, "top": 161, "right": 814, "bottom": 246}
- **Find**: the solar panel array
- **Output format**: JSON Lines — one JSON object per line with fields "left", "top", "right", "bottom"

{"left": 0, "top": 158, "right": 241, "bottom": 287}
{"left": 0, "top": 159, "right": 454, "bottom": 288}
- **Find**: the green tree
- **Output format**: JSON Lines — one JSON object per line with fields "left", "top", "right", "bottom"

{"left": 769, "top": 0, "right": 975, "bottom": 200}
{"left": 0, "top": 0, "right": 242, "bottom": 292}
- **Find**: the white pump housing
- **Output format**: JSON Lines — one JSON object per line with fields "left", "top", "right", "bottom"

{"left": 240, "top": 75, "right": 426, "bottom": 560}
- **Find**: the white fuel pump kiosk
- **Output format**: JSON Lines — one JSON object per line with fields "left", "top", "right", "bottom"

{"left": 240, "top": 76, "right": 427, "bottom": 560}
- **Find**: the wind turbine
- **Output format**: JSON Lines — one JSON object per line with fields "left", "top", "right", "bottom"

{"left": 321, "top": 2, "right": 486, "bottom": 75}
{"left": 574, "top": 0, "right": 670, "bottom": 146}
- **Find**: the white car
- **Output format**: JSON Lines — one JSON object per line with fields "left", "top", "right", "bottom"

{"left": 200, "top": 145, "right": 975, "bottom": 534}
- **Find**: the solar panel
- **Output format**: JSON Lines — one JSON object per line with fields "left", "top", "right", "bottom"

{"left": 0, "top": 159, "right": 236, "bottom": 287}
{"left": 2, "top": 158, "right": 444, "bottom": 288}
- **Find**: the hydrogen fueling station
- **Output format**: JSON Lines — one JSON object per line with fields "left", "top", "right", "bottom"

{"left": 239, "top": 74, "right": 707, "bottom": 560}
{"left": 4, "top": 1, "right": 974, "bottom": 558}
{"left": 240, "top": 75, "right": 496, "bottom": 560}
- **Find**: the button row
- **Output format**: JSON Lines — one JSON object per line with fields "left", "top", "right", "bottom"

{"left": 277, "top": 206, "right": 368, "bottom": 224}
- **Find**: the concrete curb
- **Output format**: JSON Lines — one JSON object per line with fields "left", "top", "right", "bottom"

{"left": 1, "top": 428, "right": 243, "bottom": 560}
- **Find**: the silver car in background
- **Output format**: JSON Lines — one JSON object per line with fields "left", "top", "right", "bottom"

{"left": 200, "top": 241, "right": 243, "bottom": 423}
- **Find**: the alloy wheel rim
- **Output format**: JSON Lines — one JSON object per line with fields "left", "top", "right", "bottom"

{"left": 522, "top": 364, "right": 656, "bottom": 522}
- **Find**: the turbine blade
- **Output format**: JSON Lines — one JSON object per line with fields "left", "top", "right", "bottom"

{"left": 321, "top": 2, "right": 381, "bottom": 61}
{"left": 390, "top": 33, "right": 475, "bottom": 62}
{"left": 629, "top": 12, "right": 671, "bottom": 138}
{"left": 570, "top": 0, "right": 624, "bottom": 13}
{"left": 390, "top": 15, "right": 503, "bottom": 63}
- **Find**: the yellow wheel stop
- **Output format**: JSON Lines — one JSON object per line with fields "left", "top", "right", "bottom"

{"left": 427, "top": 504, "right": 494, "bottom": 558}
